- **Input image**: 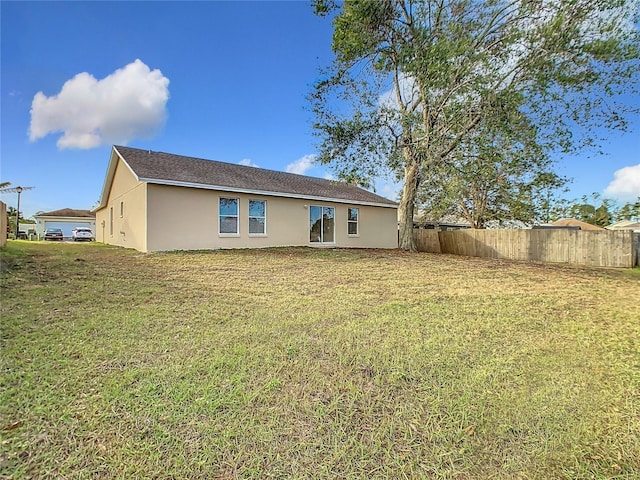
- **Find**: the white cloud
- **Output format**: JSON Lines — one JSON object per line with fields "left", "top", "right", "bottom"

{"left": 378, "top": 72, "right": 418, "bottom": 110}
{"left": 239, "top": 158, "right": 259, "bottom": 168}
{"left": 381, "top": 182, "right": 402, "bottom": 201}
{"left": 604, "top": 164, "right": 640, "bottom": 201}
{"left": 286, "top": 154, "right": 316, "bottom": 175}
{"left": 29, "top": 59, "right": 170, "bottom": 149}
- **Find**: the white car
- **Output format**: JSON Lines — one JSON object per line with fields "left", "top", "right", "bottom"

{"left": 72, "top": 227, "right": 94, "bottom": 242}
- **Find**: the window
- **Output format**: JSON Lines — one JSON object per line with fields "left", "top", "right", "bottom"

{"left": 348, "top": 208, "right": 359, "bottom": 235}
{"left": 310, "top": 206, "right": 335, "bottom": 243}
{"left": 120, "top": 201, "right": 124, "bottom": 218}
{"left": 219, "top": 197, "right": 239, "bottom": 234}
{"left": 249, "top": 200, "right": 266, "bottom": 235}
{"left": 109, "top": 207, "right": 113, "bottom": 236}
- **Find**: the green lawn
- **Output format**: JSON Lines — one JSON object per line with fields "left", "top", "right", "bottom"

{"left": 1, "top": 241, "right": 639, "bottom": 479}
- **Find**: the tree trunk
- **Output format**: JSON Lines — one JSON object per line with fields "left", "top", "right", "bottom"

{"left": 398, "top": 161, "right": 420, "bottom": 252}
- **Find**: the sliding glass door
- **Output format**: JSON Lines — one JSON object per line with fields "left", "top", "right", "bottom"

{"left": 309, "top": 206, "right": 335, "bottom": 243}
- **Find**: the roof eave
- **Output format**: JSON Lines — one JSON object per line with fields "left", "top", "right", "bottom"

{"left": 92, "top": 146, "right": 140, "bottom": 212}
{"left": 141, "top": 178, "right": 398, "bottom": 208}
{"left": 35, "top": 215, "right": 95, "bottom": 219}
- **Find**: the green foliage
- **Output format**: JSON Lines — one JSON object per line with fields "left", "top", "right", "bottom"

{"left": 616, "top": 197, "right": 640, "bottom": 221}
{"left": 558, "top": 193, "right": 620, "bottom": 227}
{"left": 417, "top": 99, "right": 569, "bottom": 227}
{"left": 312, "top": 0, "right": 640, "bottom": 246}
{"left": 417, "top": 153, "right": 568, "bottom": 228}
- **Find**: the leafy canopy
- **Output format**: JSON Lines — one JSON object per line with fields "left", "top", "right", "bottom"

{"left": 312, "top": 0, "right": 640, "bottom": 249}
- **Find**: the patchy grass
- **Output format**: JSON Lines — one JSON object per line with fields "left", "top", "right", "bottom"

{"left": 1, "top": 241, "right": 639, "bottom": 479}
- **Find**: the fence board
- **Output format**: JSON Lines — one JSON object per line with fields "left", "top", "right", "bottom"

{"left": 414, "top": 229, "right": 637, "bottom": 268}
{"left": 413, "top": 230, "right": 441, "bottom": 253}
{"left": 0, "top": 201, "right": 6, "bottom": 248}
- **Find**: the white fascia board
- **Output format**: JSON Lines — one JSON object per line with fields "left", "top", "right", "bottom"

{"left": 35, "top": 216, "right": 95, "bottom": 221}
{"left": 141, "top": 178, "right": 398, "bottom": 209}
{"left": 92, "top": 147, "right": 141, "bottom": 212}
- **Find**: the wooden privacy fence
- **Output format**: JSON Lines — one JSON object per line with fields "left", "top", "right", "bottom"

{"left": 0, "top": 201, "right": 6, "bottom": 248}
{"left": 414, "top": 228, "right": 639, "bottom": 268}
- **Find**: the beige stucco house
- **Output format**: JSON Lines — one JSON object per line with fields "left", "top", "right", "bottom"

{"left": 606, "top": 220, "right": 640, "bottom": 233}
{"left": 93, "top": 146, "right": 398, "bottom": 252}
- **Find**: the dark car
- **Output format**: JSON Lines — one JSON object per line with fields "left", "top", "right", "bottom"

{"left": 44, "top": 228, "right": 64, "bottom": 241}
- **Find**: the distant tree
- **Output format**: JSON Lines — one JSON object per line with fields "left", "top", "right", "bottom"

{"left": 546, "top": 197, "right": 573, "bottom": 223}
{"left": 531, "top": 173, "right": 571, "bottom": 224}
{"left": 567, "top": 194, "right": 617, "bottom": 227}
{"left": 312, "top": 0, "right": 640, "bottom": 250}
{"left": 594, "top": 204, "right": 613, "bottom": 227}
{"left": 6, "top": 206, "right": 18, "bottom": 235}
{"left": 616, "top": 197, "right": 640, "bottom": 221}
{"left": 416, "top": 139, "right": 568, "bottom": 228}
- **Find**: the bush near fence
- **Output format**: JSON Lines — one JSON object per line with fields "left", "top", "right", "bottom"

{"left": 414, "top": 228, "right": 638, "bottom": 268}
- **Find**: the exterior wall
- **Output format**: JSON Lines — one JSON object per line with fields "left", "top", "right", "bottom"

{"left": 95, "top": 159, "right": 147, "bottom": 251}
{"left": 146, "top": 184, "right": 397, "bottom": 252}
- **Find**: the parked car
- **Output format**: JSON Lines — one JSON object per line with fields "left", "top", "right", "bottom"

{"left": 72, "top": 227, "right": 94, "bottom": 242}
{"left": 44, "top": 228, "right": 64, "bottom": 241}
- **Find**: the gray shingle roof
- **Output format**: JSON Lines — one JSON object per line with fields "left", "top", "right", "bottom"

{"left": 36, "top": 208, "right": 95, "bottom": 218}
{"left": 114, "top": 146, "right": 397, "bottom": 207}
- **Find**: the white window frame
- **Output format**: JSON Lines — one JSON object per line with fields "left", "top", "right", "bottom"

{"left": 348, "top": 207, "right": 359, "bottom": 236}
{"left": 248, "top": 199, "right": 267, "bottom": 236}
{"left": 309, "top": 205, "right": 335, "bottom": 244}
{"left": 219, "top": 197, "right": 240, "bottom": 236}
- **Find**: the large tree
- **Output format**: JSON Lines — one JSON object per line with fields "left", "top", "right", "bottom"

{"left": 312, "top": 0, "right": 640, "bottom": 250}
{"left": 415, "top": 109, "right": 568, "bottom": 228}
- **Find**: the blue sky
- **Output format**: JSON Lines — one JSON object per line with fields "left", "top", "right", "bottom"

{"left": 1, "top": 1, "right": 639, "bottom": 219}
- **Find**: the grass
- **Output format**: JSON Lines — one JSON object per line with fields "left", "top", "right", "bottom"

{"left": 1, "top": 241, "right": 639, "bottom": 479}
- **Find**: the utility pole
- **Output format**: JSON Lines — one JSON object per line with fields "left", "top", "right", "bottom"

{"left": 15, "top": 186, "right": 23, "bottom": 238}
{"left": 0, "top": 185, "right": 35, "bottom": 239}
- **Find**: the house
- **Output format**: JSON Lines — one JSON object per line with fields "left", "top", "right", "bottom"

{"left": 413, "top": 217, "right": 472, "bottom": 231}
{"left": 548, "top": 218, "right": 605, "bottom": 231}
{"left": 34, "top": 208, "right": 96, "bottom": 239}
{"left": 606, "top": 220, "right": 640, "bottom": 233}
{"left": 93, "top": 146, "right": 398, "bottom": 252}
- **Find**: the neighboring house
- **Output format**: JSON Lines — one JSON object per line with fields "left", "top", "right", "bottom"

{"left": 35, "top": 208, "right": 96, "bottom": 239}
{"left": 549, "top": 218, "right": 605, "bottom": 231}
{"left": 606, "top": 220, "right": 640, "bottom": 233}
{"left": 413, "top": 218, "right": 472, "bottom": 231}
{"left": 93, "top": 146, "right": 398, "bottom": 252}
{"left": 412, "top": 212, "right": 472, "bottom": 231}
